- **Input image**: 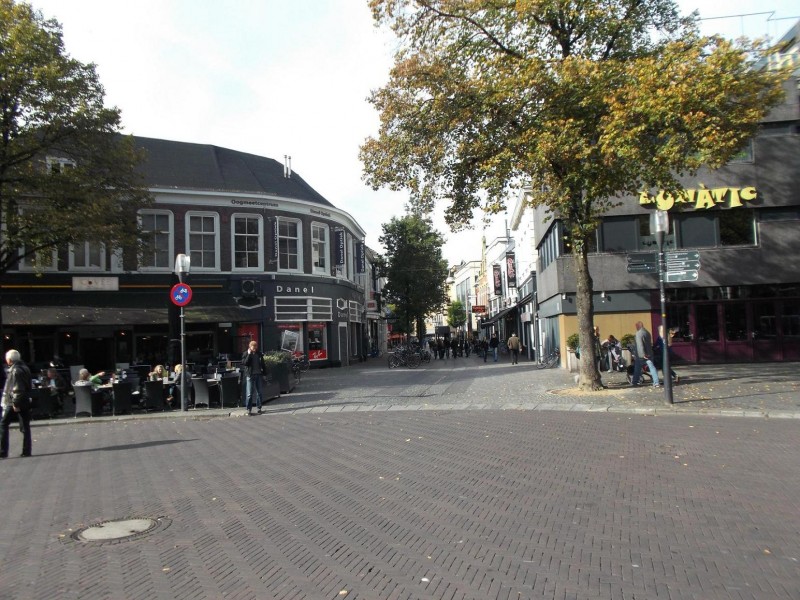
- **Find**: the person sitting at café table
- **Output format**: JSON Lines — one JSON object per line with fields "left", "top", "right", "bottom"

{"left": 74, "top": 368, "right": 105, "bottom": 387}
{"left": 148, "top": 364, "right": 166, "bottom": 381}
{"left": 43, "top": 367, "right": 68, "bottom": 410}
{"left": 167, "top": 364, "right": 193, "bottom": 408}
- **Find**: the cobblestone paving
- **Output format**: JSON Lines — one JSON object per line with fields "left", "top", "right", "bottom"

{"left": 3, "top": 358, "right": 797, "bottom": 599}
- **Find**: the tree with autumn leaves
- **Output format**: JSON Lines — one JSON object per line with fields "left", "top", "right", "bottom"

{"left": 0, "top": 1, "right": 151, "bottom": 348}
{"left": 360, "top": 0, "right": 788, "bottom": 390}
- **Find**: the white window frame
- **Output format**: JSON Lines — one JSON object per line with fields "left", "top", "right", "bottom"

{"left": 277, "top": 217, "right": 303, "bottom": 273}
{"left": 231, "top": 213, "right": 264, "bottom": 272}
{"left": 46, "top": 156, "right": 76, "bottom": 174}
{"left": 17, "top": 207, "right": 58, "bottom": 271}
{"left": 69, "top": 241, "right": 106, "bottom": 271}
{"left": 138, "top": 210, "right": 174, "bottom": 272}
{"left": 185, "top": 211, "right": 220, "bottom": 272}
{"left": 311, "top": 222, "right": 329, "bottom": 275}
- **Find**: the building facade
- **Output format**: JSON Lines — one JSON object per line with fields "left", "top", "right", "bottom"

{"left": 3, "top": 137, "right": 371, "bottom": 373}
{"left": 533, "top": 75, "right": 800, "bottom": 364}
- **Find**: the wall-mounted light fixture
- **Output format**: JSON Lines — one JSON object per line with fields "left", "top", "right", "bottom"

{"left": 560, "top": 293, "right": 566, "bottom": 300}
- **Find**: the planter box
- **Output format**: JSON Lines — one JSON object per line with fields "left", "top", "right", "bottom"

{"left": 567, "top": 350, "right": 580, "bottom": 372}
{"left": 262, "top": 378, "right": 281, "bottom": 401}
{"left": 270, "top": 363, "right": 296, "bottom": 394}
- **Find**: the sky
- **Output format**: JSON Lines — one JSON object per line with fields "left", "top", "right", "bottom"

{"left": 27, "top": 0, "right": 800, "bottom": 265}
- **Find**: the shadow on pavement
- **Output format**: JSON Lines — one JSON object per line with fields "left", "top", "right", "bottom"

{"left": 32, "top": 438, "right": 197, "bottom": 458}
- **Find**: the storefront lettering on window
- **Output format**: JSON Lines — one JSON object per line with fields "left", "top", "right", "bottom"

{"left": 639, "top": 185, "right": 757, "bottom": 211}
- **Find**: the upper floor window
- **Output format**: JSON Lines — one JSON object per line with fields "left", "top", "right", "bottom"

{"left": 311, "top": 223, "right": 329, "bottom": 275}
{"left": 46, "top": 156, "right": 76, "bottom": 174}
{"left": 69, "top": 241, "right": 105, "bottom": 271}
{"left": 186, "top": 212, "right": 220, "bottom": 271}
{"left": 232, "top": 214, "right": 263, "bottom": 271}
{"left": 278, "top": 217, "right": 302, "bottom": 272}
{"left": 139, "top": 210, "right": 173, "bottom": 270}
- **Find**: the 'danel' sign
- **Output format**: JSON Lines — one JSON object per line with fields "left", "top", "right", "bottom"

{"left": 170, "top": 283, "right": 193, "bottom": 307}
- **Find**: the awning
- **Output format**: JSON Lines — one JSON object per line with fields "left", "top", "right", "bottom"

{"left": 480, "top": 306, "right": 516, "bottom": 327}
{"left": 2, "top": 304, "right": 261, "bottom": 327}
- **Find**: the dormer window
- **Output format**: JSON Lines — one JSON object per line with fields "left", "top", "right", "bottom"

{"left": 46, "top": 156, "right": 76, "bottom": 174}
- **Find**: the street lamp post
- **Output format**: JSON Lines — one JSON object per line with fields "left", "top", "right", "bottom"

{"left": 649, "top": 211, "right": 673, "bottom": 404}
{"left": 174, "top": 254, "right": 191, "bottom": 412}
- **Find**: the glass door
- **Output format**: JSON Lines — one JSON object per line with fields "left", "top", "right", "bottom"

{"left": 696, "top": 304, "right": 723, "bottom": 363}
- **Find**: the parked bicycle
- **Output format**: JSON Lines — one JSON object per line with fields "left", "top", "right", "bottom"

{"left": 388, "top": 345, "right": 421, "bottom": 369}
{"left": 537, "top": 347, "right": 561, "bottom": 369}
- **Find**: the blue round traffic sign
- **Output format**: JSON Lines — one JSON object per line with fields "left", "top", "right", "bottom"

{"left": 170, "top": 283, "right": 193, "bottom": 307}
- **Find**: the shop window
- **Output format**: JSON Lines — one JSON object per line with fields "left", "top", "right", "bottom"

{"left": 232, "top": 214, "right": 263, "bottom": 270}
{"left": 719, "top": 210, "right": 756, "bottom": 246}
{"left": 275, "top": 297, "right": 333, "bottom": 322}
{"left": 139, "top": 210, "right": 173, "bottom": 270}
{"left": 308, "top": 323, "right": 328, "bottom": 361}
{"left": 186, "top": 212, "right": 219, "bottom": 270}
{"left": 782, "top": 300, "right": 800, "bottom": 337}
{"left": 277, "top": 218, "right": 302, "bottom": 271}
{"left": 753, "top": 302, "right": 777, "bottom": 339}
{"left": 696, "top": 304, "right": 720, "bottom": 342}
{"left": 666, "top": 304, "right": 691, "bottom": 341}
{"left": 600, "top": 217, "right": 637, "bottom": 252}
{"left": 724, "top": 304, "right": 747, "bottom": 342}
{"left": 349, "top": 301, "right": 363, "bottom": 323}
{"left": 312, "top": 223, "right": 329, "bottom": 275}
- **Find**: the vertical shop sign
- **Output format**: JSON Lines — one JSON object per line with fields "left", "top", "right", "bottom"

{"left": 271, "top": 218, "right": 279, "bottom": 264}
{"left": 506, "top": 252, "right": 517, "bottom": 288}
{"left": 335, "top": 229, "right": 345, "bottom": 266}
{"left": 356, "top": 241, "right": 366, "bottom": 273}
{"left": 493, "top": 264, "right": 502, "bottom": 296}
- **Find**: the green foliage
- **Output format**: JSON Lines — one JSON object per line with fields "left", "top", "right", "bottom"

{"left": 620, "top": 333, "right": 636, "bottom": 349}
{"left": 447, "top": 299, "right": 467, "bottom": 329}
{"left": 566, "top": 333, "right": 580, "bottom": 352}
{"left": 362, "top": 0, "right": 788, "bottom": 389}
{"left": 262, "top": 352, "right": 288, "bottom": 369}
{"left": 0, "top": 0, "right": 151, "bottom": 276}
{"left": 379, "top": 214, "right": 448, "bottom": 336}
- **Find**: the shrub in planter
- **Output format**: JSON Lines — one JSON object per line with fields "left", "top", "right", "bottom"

{"left": 620, "top": 333, "right": 636, "bottom": 351}
{"left": 566, "top": 333, "right": 580, "bottom": 357}
{"left": 263, "top": 351, "right": 295, "bottom": 394}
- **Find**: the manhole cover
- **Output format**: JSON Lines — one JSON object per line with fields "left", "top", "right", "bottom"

{"left": 63, "top": 516, "right": 171, "bottom": 546}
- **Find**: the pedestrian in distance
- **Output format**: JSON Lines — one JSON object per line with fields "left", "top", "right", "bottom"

{"left": 241, "top": 340, "right": 264, "bottom": 415}
{"left": 653, "top": 325, "right": 679, "bottom": 384}
{"left": 1, "top": 349, "right": 33, "bottom": 458}
{"left": 481, "top": 339, "right": 489, "bottom": 362}
{"left": 507, "top": 332, "right": 521, "bottom": 364}
{"left": 631, "top": 321, "right": 660, "bottom": 388}
{"left": 489, "top": 333, "right": 500, "bottom": 362}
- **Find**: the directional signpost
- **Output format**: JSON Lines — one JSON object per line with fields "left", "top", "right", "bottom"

{"left": 664, "top": 250, "right": 700, "bottom": 282}
{"left": 626, "top": 252, "right": 658, "bottom": 274}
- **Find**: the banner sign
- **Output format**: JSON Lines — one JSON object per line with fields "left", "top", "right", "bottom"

{"left": 493, "top": 264, "right": 502, "bottom": 296}
{"left": 271, "top": 219, "right": 278, "bottom": 263}
{"left": 505, "top": 252, "right": 517, "bottom": 288}
{"left": 334, "top": 230, "right": 345, "bottom": 266}
{"left": 356, "top": 241, "right": 366, "bottom": 273}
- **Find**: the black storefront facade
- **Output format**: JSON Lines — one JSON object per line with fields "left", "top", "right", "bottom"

{"left": 1, "top": 137, "right": 369, "bottom": 373}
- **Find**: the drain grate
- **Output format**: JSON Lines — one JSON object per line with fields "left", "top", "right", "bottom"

{"left": 62, "top": 516, "right": 171, "bottom": 546}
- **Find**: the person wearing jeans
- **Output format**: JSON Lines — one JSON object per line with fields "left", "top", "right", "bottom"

{"left": 241, "top": 340, "right": 264, "bottom": 414}
{"left": 631, "top": 321, "right": 660, "bottom": 387}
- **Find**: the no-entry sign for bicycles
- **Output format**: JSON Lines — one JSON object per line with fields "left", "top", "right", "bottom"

{"left": 170, "top": 283, "right": 193, "bottom": 307}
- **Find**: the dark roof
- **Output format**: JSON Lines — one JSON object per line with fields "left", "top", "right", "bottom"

{"left": 133, "top": 136, "right": 333, "bottom": 208}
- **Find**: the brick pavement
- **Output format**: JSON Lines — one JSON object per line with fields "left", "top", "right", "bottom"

{"left": 2, "top": 411, "right": 799, "bottom": 599}
{"left": 3, "top": 358, "right": 797, "bottom": 599}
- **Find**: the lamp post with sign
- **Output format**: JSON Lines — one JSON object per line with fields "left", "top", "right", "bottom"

{"left": 649, "top": 211, "right": 673, "bottom": 404}
{"left": 173, "top": 254, "right": 191, "bottom": 411}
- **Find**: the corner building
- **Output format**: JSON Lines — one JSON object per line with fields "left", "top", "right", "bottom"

{"left": 3, "top": 137, "right": 370, "bottom": 372}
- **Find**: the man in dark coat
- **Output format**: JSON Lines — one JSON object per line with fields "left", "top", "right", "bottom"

{"left": 1, "top": 349, "right": 33, "bottom": 458}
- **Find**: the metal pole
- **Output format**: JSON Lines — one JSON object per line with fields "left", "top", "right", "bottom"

{"left": 180, "top": 305, "right": 187, "bottom": 412}
{"left": 656, "top": 232, "right": 673, "bottom": 404}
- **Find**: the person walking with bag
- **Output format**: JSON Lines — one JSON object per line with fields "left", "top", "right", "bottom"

{"left": 1, "top": 349, "right": 33, "bottom": 458}
{"left": 241, "top": 341, "right": 265, "bottom": 415}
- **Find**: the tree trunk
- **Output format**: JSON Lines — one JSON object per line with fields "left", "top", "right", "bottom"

{"left": 574, "top": 247, "right": 604, "bottom": 390}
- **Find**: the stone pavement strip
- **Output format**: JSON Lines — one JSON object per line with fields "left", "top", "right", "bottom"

{"left": 2, "top": 358, "right": 797, "bottom": 599}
